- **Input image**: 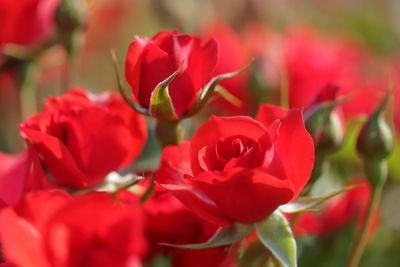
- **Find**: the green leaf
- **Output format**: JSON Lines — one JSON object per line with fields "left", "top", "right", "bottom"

{"left": 160, "top": 223, "right": 252, "bottom": 250}
{"left": 255, "top": 211, "right": 297, "bottom": 267}
{"left": 149, "top": 66, "right": 181, "bottom": 120}
{"left": 279, "top": 185, "right": 357, "bottom": 214}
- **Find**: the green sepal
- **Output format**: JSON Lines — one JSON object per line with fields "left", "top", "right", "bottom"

{"left": 149, "top": 66, "right": 181, "bottom": 120}
{"left": 111, "top": 50, "right": 149, "bottom": 116}
{"left": 185, "top": 61, "right": 252, "bottom": 118}
{"left": 356, "top": 93, "right": 393, "bottom": 161}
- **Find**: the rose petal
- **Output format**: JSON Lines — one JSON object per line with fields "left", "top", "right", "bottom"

{"left": 190, "top": 116, "right": 268, "bottom": 175}
{"left": 0, "top": 209, "right": 50, "bottom": 267}
{"left": 21, "top": 127, "right": 88, "bottom": 188}
{"left": 60, "top": 107, "right": 135, "bottom": 185}
{"left": 157, "top": 142, "right": 231, "bottom": 227}
{"left": 192, "top": 168, "right": 294, "bottom": 224}
{"left": 125, "top": 36, "right": 149, "bottom": 103}
{"left": 257, "top": 104, "right": 314, "bottom": 198}
{"left": 0, "top": 151, "right": 29, "bottom": 205}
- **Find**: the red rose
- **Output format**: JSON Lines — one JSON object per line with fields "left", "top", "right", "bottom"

{"left": 244, "top": 26, "right": 385, "bottom": 117}
{"left": 20, "top": 88, "right": 147, "bottom": 188}
{"left": 0, "top": 0, "right": 60, "bottom": 46}
{"left": 281, "top": 28, "right": 361, "bottom": 109}
{"left": 156, "top": 104, "right": 314, "bottom": 226}
{"left": 0, "top": 190, "right": 146, "bottom": 267}
{"left": 125, "top": 30, "right": 218, "bottom": 118}
{"left": 280, "top": 27, "right": 387, "bottom": 118}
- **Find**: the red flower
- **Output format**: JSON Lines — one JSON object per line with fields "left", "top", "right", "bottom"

{"left": 125, "top": 30, "right": 218, "bottom": 118}
{"left": 0, "top": 0, "right": 60, "bottom": 46}
{"left": 281, "top": 28, "right": 387, "bottom": 118}
{"left": 282, "top": 28, "right": 361, "bottom": 109}
{"left": 157, "top": 104, "right": 314, "bottom": 226}
{"left": 244, "top": 25, "right": 386, "bottom": 118}
{"left": 0, "top": 190, "right": 147, "bottom": 267}
{"left": 20, "top": 89, "right": 147, "bottom": 188}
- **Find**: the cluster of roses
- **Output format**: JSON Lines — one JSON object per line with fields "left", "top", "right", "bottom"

{"left": 0, "top": 1, "right": 395, "bottom": 267}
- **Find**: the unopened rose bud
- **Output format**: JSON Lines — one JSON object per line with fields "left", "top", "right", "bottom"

{"left": 124, "top": 31, "right": 247, "bottom": 121}
{"left": 356, "top": 96, "right": 393, "bottom": 162}
{"left": 55, "top": 0, "right": 86, "bottom": 34}
{"left": 305, "top": 107, "right": 344, "bottom": 155}
{"left": 304, "top": 84, "right": 344, "bottom": 155}
{"left": 54, "top": 0, "right": 86, "bottom": 55}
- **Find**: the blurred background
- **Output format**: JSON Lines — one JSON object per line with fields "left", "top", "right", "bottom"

{"left": 1, "top": 0, "right": 400, "bottom": 266}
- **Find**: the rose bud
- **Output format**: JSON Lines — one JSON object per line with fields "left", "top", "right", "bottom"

{"left": 54, "top": 0, "right": 86, "bottom": 54}
{"left": 356, "top": 94, "right": 393, "bottom": 187}
{"left": 0, "top": 190, "right": 147, "bottom": 267}
{"left": 124, "top": 30, "right": 247, "bottom": 121}
{"left": 156, "top": 104, "right": 314, "bottom": 226}
{"left": 55, "top": 0, "right": 85, "bottom": 34}
{"left": 357, "top": 95, "right": 393, "bottom": 162}
{"left": 304, "top": 84, "right": 344, "bottom": 155}
{"left": 20, "top": 88, "right": 147, "bottom": 189}
{"left": 124, "top": 31, "right": 217, "bottom": 120}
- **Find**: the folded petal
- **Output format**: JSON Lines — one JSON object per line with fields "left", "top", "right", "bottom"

{"left": 20, "top": 128, "right": 88, "bottom": 188}
{"left": 257, "top": 105, "right": 314, "bottom": 198}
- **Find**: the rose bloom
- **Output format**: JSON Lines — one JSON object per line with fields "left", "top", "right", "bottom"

{"left": 20, "top": 89, "right": 147, "bottom": 188}
{"left": 157, "top": 104, "right": 314, "bottom": 226}
{"left": 0, "top": 190, "right": 146, "bottom": 267}
{"left": 125, "top": 30, "right": 218, "bottom": 118}
{"left": 0, "top": 0, "right": 60, "bottom": 46}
